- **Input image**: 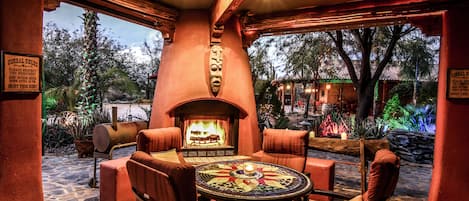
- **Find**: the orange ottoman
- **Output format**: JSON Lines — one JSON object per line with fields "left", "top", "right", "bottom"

{"left": 100, "top": 156, "right": 134, "bottom": 201}
{"left": 304, "top": 158, "right": 335, "bottom": 201}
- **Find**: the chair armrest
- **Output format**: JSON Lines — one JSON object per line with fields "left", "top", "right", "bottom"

{"left": 310, "top": 189, "right": 355, "bottom": 200}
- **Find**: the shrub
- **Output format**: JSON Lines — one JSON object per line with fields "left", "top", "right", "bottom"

{"left": 389, "top": 82, "right": 413, "bottom": 104}
{"left": 43, "top": 116, "right": 74, "bottom": 149}
{"left": 384, "top": 103, "right": 436, "bottom": 134}
{"left": 383, "top": 94, "right": 402, "bottom": 121}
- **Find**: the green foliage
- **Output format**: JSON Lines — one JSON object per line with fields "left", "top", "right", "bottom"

{"left": 43, "top": 116, "right": 74, "bottom": 149}
{"left": 256, "top": 81, "right": 289, "bottom": 130}
{"left": 386, "top": 104, "right": 436, "bottom": 133}
{"left": 389, "top": 82, "right": 413, "bottom": 104}
{"left": 60, "top": 110, "right": 111, "bottom": 140}
{"left": 100, "top": 67, "right": 139, "bottom": 96}
{"left": 248, "top": 39, "right": 275, "bottom": 88}
{"left": 349, "top": 117, "right": 387, "bottom": 140}
{"left": 418, "top": 82, "right": 438, "bottom": 104}
{"left": 383, "top": 94, "right": 402, "bottom": 121}
{"left": 44, "top": 97, "right": 58, "bottom": 112}
{"left": 43, "top": 18, "right": 162, "bottom": 113}
{"left": 45, "top": 78, "right": 80, "bottom": 113}
{"left": 280, "top": 33, "right": 333, "bottom": 81}
{"left": 396, "top": 31, "right": 438, "bottom": 80}
{"left": 274, "top": 115, "right": 290, "bottom": 129}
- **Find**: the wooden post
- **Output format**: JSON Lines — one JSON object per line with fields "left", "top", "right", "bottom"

{"left": 359, "top": 137, "right": 366, "bottom": 195}
{"left": 112, "top": 106, "right": 118, "bottom": 130}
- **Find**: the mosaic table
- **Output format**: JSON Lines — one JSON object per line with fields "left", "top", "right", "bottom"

{"left": 195, "top": 160, "right": 313, "bottom": 201}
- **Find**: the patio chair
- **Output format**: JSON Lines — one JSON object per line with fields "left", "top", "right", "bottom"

{"left": 251, "top": 128, "right": 335, "bottom": 201}
{"left": 126, "top": 151, "right": 197, "bottom": 201}
{"left": 136, "top": 127, "right": 186, "bottom": 163}
{"left": 310, "top": 149, "right": 400, "bottom": 201}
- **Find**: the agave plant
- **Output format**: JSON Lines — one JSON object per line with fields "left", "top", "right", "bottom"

{"left": 385, "top": 104, "right": 436, "bottom": 134}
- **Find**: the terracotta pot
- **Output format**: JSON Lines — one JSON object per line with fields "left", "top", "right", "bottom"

{"left": 74, "top": 139, "right": 94, "bottom": 158}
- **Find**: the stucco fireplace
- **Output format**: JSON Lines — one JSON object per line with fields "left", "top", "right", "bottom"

{"left": 149, "top": 11, "right": 260, "bottom": 156}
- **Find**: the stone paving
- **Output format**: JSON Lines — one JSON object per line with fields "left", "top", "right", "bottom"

{"left": 42, "top": 146, "right": 432, "bottom": 201}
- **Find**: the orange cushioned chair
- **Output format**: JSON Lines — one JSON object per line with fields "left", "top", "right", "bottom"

{"left": 136, "top": 127, "right": 186, "bottom": 163}
{"left": 126, "top": 151, "right": 197, "bottom": 201}
{"left": 251, "top": 128, "right": 335, "bottom": 201}
{"left": 312, "top": 149, "right": 401, "bottom": 201}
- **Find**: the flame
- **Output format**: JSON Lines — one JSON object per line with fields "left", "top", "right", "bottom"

{"left": 186, "top": 120, "right": 225, "bottom": 146}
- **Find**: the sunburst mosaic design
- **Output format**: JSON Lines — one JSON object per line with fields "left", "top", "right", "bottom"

{"left": 196, "top": 161, "right": 311, "bottom": 199}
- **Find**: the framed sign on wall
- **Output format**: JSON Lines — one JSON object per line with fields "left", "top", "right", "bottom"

{"left": 447, "top": 68, "right": 469, "bottom": 100}
{"left": 1, "top": 51, "right": 42, "bottom": 94}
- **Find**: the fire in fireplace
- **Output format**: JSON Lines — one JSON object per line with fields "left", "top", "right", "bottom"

{"left": 184, "top": 116, "right": 229, "bottom": 147}
{"left": 172, "top": 100, "right": 241, "bottom": 156}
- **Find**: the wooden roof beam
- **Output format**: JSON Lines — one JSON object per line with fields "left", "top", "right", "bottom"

{"left": 244, "top": 0, "right": 453, "bottom": 35}
{"left": 44, "top": 0, "right": 61, "bottom": 11}
{"left": 259, "top": 12, "right": 443, "bottom": 36}
{"left": 61, "top": 0, "right": 178, "bottom": 43}
{"left": 211, "top": 0, "right": 245, "bottom": 27}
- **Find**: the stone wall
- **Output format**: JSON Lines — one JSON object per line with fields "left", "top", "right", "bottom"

{"left": 387, "top": 129, "right": 434, "bottom": 164}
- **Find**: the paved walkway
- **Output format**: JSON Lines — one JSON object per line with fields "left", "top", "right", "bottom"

{"left": 42, "top": 147, "right": 431, "bottom": 201}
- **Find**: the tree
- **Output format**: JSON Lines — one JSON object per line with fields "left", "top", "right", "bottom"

{"left": 43, "top": 22, "right": 82, "bottom": 89}
{"left": 395, "top": 31, "right": 438, "bottom": 104}
{"left": 280, "top": 33, "right": 332, "bottom": 117}
{"left": 77, "top": 10, "right": 101, "bottom": 118}
{"left": 248, "top": 38, "right": 275, "bottom": 89}
{"left": 327, "top": 25, "right": 415, "bottom": 121}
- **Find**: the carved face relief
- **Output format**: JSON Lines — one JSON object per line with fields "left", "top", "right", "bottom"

{"left": 209, "top": 44, "right": 223, "bottom": 95}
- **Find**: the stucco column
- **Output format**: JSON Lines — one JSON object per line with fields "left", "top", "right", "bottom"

{"left": 429, "top": 5, "right": 469, "bottom": 201}
{"left": 0, "top": 0, "right": 44, "bottom": 200}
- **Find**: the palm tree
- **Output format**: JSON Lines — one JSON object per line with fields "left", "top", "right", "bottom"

{"left": 77, "top": 10, "right": 100, "bottom": 118}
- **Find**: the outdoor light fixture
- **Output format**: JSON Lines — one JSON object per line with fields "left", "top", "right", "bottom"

{"left": 286, "top": 85, "right": 291, "bottom": 90}
{"left": 305, "top": 88, "right": 312, "bottom": 94}
{"left": 326, "top": 84, "right": 331, "bottom": 90}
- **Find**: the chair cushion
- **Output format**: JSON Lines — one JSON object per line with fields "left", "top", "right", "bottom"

{"left": 262, "top": 128, "right": 308, "bottom": 156}
{"left": 365, "top": 149, "right": 400, "bottom": 201}
{"left": 127, "top": 151, "right": 196, "bottom": 201}
{"left": 252, "top": 151, "right": 306, "bottom": 172}
{"left": 151, "top": 148, "right": 181, "bottom": 164}
{"left": 137, "top": 127, "right": 183, "bottom": 153}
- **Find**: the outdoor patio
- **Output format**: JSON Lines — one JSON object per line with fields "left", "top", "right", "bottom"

{"left": 42, "top": 146, "right": 431, "bottom": 201}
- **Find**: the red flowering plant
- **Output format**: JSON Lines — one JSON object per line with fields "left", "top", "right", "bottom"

{"left": 319, "top": 114, "right": 349, "bottom": 138}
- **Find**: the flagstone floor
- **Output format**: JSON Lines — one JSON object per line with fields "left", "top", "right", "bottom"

{"left": 42, "top": 146, "right": 431, "bottom": 201}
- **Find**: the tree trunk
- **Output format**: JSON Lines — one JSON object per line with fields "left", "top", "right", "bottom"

{"left": 304, "top": 91, "right": 311, "bottom": 118}
{"left": 356, "top": 85, "right": 374, "bottom": 121}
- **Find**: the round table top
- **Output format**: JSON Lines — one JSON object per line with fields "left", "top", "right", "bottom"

{"left": 195, "top": 160, "right": 312, "bottom": 201}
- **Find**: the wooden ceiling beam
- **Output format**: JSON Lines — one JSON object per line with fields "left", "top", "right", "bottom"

{"left": 244, "top": 0, "right": 453, "bottom": 35}
{"left": 211, "top": 0, "right": 245, "bottom": 27}
{"left": 260, "top": 12, "right": 443, "bottom": 36}
{"left": 44, "top": 0, "right": 61, "bottom": 11}
{"left": 106, "top": 0, "right": 178, "bottom": 21}
{"left": 61, "top": 0, "right": 178, "bottom": 43}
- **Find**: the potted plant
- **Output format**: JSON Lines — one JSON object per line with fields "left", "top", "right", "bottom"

{"left": 62, "top": 111, "right": 95, "bottom": 158}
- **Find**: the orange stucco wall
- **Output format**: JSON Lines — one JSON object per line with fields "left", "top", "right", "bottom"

{"left": 429, "top": 6, "right": 469, "bottom": 201}
{"left": 150, "top": 11, "right": 260, "bottom": 155}
{"left": 0, "top": 0, "right": 44, "bottom": 200}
